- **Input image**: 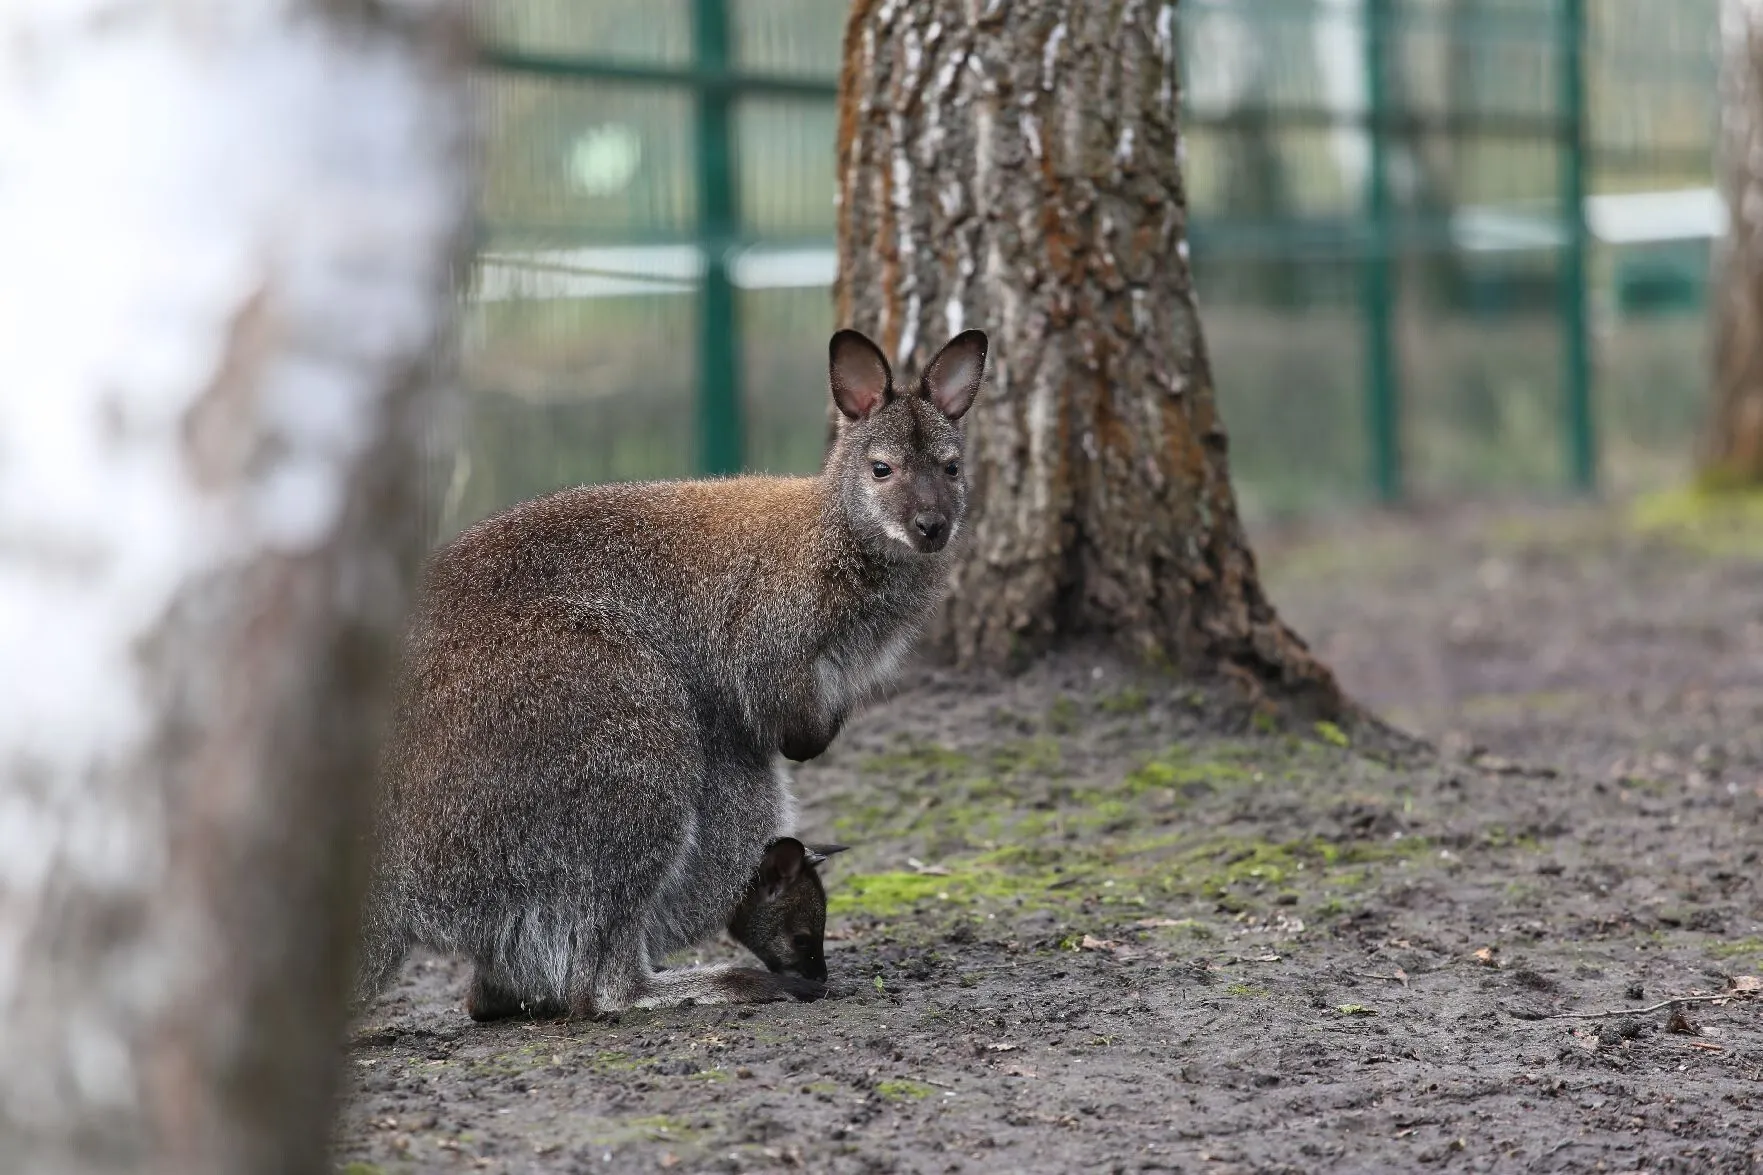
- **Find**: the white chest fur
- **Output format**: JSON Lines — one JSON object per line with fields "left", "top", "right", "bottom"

{"left": 813, "top": 624, "right": 917, "bottom": 717}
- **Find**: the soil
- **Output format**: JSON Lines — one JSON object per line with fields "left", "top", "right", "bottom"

{"left": 337, "top": 499, "right": 1763, "bottom": 1174}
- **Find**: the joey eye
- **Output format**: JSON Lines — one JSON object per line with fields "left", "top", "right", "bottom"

{"left": 944, "top": 460, "right": 960, "bottom": 477}
{"left": 871, "top": 461, "right": 892, "bottom": 480}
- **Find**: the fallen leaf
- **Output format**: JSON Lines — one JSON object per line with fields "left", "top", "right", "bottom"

{"left": 1732, "top": 976, "right": 1762, "bottom": 993}
{"left": 660, "top": 1154, "right": 680, "bottom": 1169}
{"left": 1667, "top": 1009, "right": 1700, "bottom": 1035}
{"left": 1134, "top": 917, "right": 1189, "bottom": 929}
{"left": 986, "top": 1042, "right": 1019, "bottom": 1052}
{"left": 1080, "top": 934, "right": 1121, "bottom": 951}
{"left": 1003, "top": 1065, "right": 1037, "bottom": 1078}
{"left": 1474, "top": 947, "right": 1497, "bottom": 967}
{"left": 906, "top": 857, "right": 951, "bottom": 876}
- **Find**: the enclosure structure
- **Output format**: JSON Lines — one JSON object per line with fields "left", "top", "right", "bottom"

{"left": 459, "top": 0, "right": 1717, "bottom": 532}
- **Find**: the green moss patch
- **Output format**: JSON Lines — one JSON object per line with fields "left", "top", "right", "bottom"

{"left": 874, "top": 1079, "right": 936, "bottom": 1102}
{"left": 1630, "top": 484, "right": 1763, "bottom": 559}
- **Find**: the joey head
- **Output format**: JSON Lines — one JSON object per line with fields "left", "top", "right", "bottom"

{"left": 727, "top": 838, "right": 848, "bottom": 983}
{"left": 357, "top": 329, "right": 986, "bottom": 1021}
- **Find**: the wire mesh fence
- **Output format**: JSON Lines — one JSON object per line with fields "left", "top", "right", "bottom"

{"left": 452, "top": 0, "right": 1719, "bottom": 535}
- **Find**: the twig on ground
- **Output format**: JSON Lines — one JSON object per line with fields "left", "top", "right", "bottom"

{"left": 1513, "top": 992, "right": 1756, "bottom": 1021}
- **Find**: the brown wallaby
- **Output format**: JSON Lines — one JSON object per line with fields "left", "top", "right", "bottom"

{"left": 465, "top": 837, "right": 847, "bottom": 1021}
{"left": 355, "top": 328, "right": 986, "bottom": 1018}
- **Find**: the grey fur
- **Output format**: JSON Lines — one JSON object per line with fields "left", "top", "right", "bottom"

{"left": 355, "top": 330, "right": 987, "bottom": 1019}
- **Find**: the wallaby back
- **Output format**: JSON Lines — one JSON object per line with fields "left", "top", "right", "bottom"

{"left": 356, "top": 329, "right": 987, "bottom": 1020}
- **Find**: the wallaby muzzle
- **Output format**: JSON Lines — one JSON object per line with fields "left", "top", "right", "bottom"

{"left": 910, "top": 510, "right": 949, "bottom": 552}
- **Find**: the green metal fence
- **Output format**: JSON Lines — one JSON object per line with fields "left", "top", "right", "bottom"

{"left": 454, "top": 0, "right": 1719, "bottom": 533}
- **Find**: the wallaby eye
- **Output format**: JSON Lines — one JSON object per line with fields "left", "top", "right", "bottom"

{"left": 871, "top": 461, "right": 892, "bottom": 480}
{"left": 791, "top": 934, "right": 814, "bottom": 949}
{"left": 944, "top": 460, "right": 960, "bottom": 477}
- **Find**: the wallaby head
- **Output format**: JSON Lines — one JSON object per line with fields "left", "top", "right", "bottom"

{"left": 827, "top": 328, "right": 989, "bottom": 558}
{"left": 727, "top": 837, "right": 849, "bottom": 983}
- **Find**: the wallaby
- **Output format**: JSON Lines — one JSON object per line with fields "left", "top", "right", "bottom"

{"left": 466, "top": 837, "right": 848, "bottom": 1021}
{"left": 356, "top": 328, "right": 987, "bottom": 1019}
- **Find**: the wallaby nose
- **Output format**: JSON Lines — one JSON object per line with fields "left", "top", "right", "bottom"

{"left": 912, "top": 512, "right": 947, "bottom": 545}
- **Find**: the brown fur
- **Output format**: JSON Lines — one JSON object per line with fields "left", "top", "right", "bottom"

{"left": 355, "top": 331, "right": 987, "bottom": 1018}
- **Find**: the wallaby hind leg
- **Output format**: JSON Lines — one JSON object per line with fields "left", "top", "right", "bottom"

{"left": 572, "top": 920, "right": 823, "bottom": 1017}
{"left": 633, "top": 965, "right": 825, "bottom": 1010}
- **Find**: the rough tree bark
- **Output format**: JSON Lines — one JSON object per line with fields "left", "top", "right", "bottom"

{"left": 835, "top": 0, "right": 1345, "bottom": 716}
{"left": 0, "top": 3, "right": 470, "bottom": 1173}
{"left": 1708, "top": 0, "right": 1763, "bottom": 483}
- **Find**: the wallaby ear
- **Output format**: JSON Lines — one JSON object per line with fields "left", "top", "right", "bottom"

{"left": 759, "top": 837, "right": 808, "bottom": 896}
{"left": 803, "top": 843, "right": 850, "bottom": 868}
{"left": 829, "top": 329, "right": 894, "bottom": 420}
{"left": 919, "top": 329, "right": 987, "bottom": 420}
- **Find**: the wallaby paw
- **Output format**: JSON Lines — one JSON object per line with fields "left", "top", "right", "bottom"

{"left": 778, "top": 974, "right": 827, "bottom": 1002}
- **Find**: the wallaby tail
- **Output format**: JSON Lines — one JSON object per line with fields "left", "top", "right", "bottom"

{"left": 350, "top": 877, "right": 410, "bottom": 1015}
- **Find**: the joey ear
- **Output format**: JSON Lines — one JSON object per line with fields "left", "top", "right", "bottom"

{"left": 759, "top": 837, "right": 808, "bottom": 896}
{"left": 919, "top": 329, "right": 987, "bottom": 420}
{"left": 803, "top": 843, "right": 850, "bottom": 867}
{"left": 829, "top": 329, "right": 894, "bottom": 420}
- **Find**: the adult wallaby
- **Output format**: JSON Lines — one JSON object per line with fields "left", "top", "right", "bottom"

{"left": 468, "top": 838, "right": 848, "bottom": 1021}
{"left": 356, "top": 328, "right": 987, "bottom": 1019}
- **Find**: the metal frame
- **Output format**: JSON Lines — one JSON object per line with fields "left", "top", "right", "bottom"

{"left": 477, "top": 0, "right": 1695, "bottom": 498}
{"left": 1363, "top": 0, "right": 1401, "bottom": 503}
{"left": 483, "top": 2, "right": 837, "bottom": 477}
{"left": 1558, "top": 0, "right": 1595, "bottom": 493}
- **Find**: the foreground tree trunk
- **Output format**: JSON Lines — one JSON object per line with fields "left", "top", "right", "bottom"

{"left": 835, "top": 0, "right": 1345, "bottom": 715}
{"left": 1708, "top": 0, "right": 1763, "bottom": 483}
{"left": 0, "top": 3, "right": 470, "bottom": 1172}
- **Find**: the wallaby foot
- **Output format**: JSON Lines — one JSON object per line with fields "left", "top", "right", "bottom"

{"left": 634, "top": 964, "right": 825, "bottom": 1009}
{"left": 466, "top": 968, "right": 563, "bottom": 1022}
{"left": 575, "top": 965, "right": 824, "bottom": 1017}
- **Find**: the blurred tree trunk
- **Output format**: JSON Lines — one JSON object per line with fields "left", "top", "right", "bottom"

{"left": 0, "top": 3, "right": 470, "bottom": 1173}
{"left": 835, "top": 0, "right": 1346, "bottom": 718}
{"left": 1709, "top": 0, "right": 1763, "bottom": 483}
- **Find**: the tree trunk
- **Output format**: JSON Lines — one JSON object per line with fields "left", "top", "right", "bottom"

{"left": 1708, "top": 0, "right": 1763, "bottom": 484}
{"left": 834, "top": 0, "right": 1345, "bottom": 716}
{"left": 0, "top": 3, "right": 470, "bottom": 1173}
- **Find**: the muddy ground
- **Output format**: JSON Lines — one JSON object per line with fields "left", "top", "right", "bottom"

{"left": 337, "top": 497, "right": 1763, "bottom": 1173}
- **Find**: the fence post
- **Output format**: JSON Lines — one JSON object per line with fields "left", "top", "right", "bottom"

{"left": 1363, "top": 0, "right": 1401, "bottom": 502}
{"left": 1558, "top": 0, "right": 1595, "bottom": 492}
{"left": 695, "top": 0, "right": 743, "bottom": 475}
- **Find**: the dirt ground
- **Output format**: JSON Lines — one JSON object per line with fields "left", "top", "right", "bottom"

{"left": 337, "top": 497, "right": 1763, "bottom": 1174}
